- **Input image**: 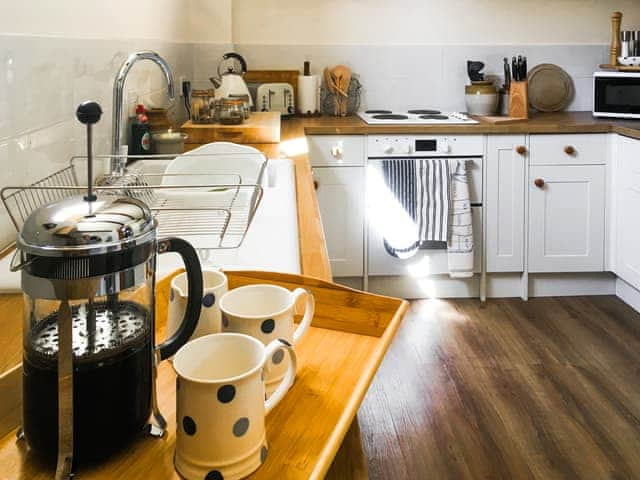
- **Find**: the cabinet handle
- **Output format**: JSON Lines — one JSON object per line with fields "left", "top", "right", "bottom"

{"left": 313, "top": 180, "right": 319, "bottom": 190}
{"left": 534, "top": 178, "right": 545, "bottom": 188}
{"left": 564, "top": 145, "right": 576, "bottom": 155}
{"left": 330, "top": 142, "right": 344, "bottom": 158}
{"left": 516, "top": 145, "right": 527, "bottom": 155}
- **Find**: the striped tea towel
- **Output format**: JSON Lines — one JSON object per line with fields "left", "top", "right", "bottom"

{"left": 380, "top": 159, "right": 420, "bottom": 258}
{"left": 379, "top": 158, "right": 450, "bottom": 259}
{"left": 447, "top": 159, "right": 474, "bottom": 278}
{"left": 416, "top": 158, "right": 451, "bottom": 243}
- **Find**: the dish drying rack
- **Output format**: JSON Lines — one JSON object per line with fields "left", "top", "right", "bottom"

{"left": 1, "top": 152, "right": 266, "bottom": 251}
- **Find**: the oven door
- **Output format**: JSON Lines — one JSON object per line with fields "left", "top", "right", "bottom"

{"left": 367, "top": 157, "right": 482, "bottom": 277}
{"left": 594, "top": 73, "right": 640, "bottom": 118}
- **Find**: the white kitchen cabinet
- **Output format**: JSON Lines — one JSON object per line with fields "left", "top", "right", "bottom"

{"left": 616, "top": 135, "right": 640, "bottom": 290}
{"left": 307, "top": 135, "right": 365, "bottom": 167}
{"left": 486, "top": 135, "right": 527, "bottom": 272}
{"left": 313, "top": 166, "right": 365, "bottom": 277}
{"left": 528, "top": 165, "right": 605, "bottom": 272}
{"left": 529, "top": 134, "right": 607, "bottom": 166}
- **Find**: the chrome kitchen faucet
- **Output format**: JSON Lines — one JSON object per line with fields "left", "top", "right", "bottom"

{"left": 111, "top": 51, "right": 175, "bottom": 174}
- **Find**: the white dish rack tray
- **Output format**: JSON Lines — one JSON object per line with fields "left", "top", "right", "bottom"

{"left": 1, "top": 152, "right": 267, "bottom": 250}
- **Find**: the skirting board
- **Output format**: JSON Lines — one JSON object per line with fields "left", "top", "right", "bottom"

{"left": 616, "top": 278, "right": 640, "bottom": 313}
{"left": 362, "top": 273, "right": 616, "bottom": 300}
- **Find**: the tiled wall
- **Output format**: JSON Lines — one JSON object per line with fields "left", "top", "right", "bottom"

{"left": 0, "top": 35, "right": 214, "bottom": 249}
{"left": 232, "top": 44, "right": 607, "bottom": 112}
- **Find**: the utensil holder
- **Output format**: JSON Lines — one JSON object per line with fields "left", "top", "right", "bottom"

{"left": 508, "top": 81, "right": 529, "bottom": 119}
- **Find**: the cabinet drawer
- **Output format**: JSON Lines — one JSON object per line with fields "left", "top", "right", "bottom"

{"left": 308, "top": 135, "right": 365, "bottom": 167}
{"left": 529, "top": 134, "right": 607, "bottom": 165}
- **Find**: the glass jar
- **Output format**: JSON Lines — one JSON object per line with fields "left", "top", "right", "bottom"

{"left": 190, "top": 89, "right": 216, "bottom": 124}
{"left": 228, "top": 94, "right": 251, "bottom": 119}
{"left": 219, "top": 98, "right": 246, "bottom": 125}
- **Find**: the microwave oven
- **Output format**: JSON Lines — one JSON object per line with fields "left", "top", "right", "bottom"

{"left": 593, "top": 71, "right": 640, "bottom": 118}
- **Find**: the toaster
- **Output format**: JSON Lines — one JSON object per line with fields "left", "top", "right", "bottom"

{"left": 255, "top": 83, "right": 295, "bottom": 116}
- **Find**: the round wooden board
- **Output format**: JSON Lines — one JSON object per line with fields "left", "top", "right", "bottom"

{"left": 528, "top": 63, "right": 574, "bottom": 112}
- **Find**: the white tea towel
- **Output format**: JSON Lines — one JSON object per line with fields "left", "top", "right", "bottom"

{"left": 447, "top": 159, "right": 474, "bottom": 278}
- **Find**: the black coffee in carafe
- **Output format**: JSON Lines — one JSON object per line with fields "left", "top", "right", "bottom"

{"left": 12, "top": 101, "right": 204, "bottom": 478}
{"left": 22, "top": 301, "right": 152, "bottom": 463}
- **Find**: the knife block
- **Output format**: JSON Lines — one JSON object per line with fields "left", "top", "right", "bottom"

{"left": 508, "top": 81, "right": 529, "bottom": 119}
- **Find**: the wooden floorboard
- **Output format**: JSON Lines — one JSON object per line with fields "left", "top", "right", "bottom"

{"left": 358, "top": 296, "right": 640, "bottom": 480}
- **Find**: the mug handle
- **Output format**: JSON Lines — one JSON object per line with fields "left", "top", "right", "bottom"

{"left": 291, "top": 288, "right": 314, "bottom": 345}
{"left": 263, "top": 339, "right": 297, "bottom": 415}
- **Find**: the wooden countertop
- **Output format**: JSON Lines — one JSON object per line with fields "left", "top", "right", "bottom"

{"left": 293, "top": 111, "right": 640, "bottom": 139}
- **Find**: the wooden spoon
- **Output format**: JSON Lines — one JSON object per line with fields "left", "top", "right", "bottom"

{"left": 331, "top": 65, "right": 351, "bottom": 115}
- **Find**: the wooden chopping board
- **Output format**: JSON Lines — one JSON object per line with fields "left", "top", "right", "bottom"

{"left": 527, "top": 63, "right": 574, "bottom": 112}
{"left": 181, "top": 112, "right": 281, "bottom": 145}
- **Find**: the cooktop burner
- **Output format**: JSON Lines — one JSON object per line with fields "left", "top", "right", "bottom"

{"left": 372, "top": 114, "right": 409, "bottom": 120}
{"left": 357, "top": 110, "right": 478, "bottom": 125}
{"left": 408, "top": 109, "right": 441, "bottom": 115}
{"left": 365, "top": 109, "right": 392, "bottom": 114}
{"left": 419, "top": 114, "right": 449, "bottom": 120}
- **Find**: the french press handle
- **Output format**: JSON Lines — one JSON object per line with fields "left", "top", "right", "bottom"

{"left": 156, "top": 237, "right": 203, "bottom": 360}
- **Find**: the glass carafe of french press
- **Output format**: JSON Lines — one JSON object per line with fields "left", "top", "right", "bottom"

{"left": 12, "top": 102, "right": 203, "bottom": 478}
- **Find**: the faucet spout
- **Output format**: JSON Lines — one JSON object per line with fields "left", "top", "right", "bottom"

{"left": 111, "top": 51, "right": 175, "bottom": 173}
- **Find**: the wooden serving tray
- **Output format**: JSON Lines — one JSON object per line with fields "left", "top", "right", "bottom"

{"left": 0, "top": 270, "right": 408, "bottom": 480}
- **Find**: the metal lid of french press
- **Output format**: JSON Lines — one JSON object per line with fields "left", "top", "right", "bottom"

{"left": 17, "top": 101, "right": 156, "bottom": 257}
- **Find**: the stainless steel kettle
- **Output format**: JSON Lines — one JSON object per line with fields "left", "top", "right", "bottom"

{"left": 209, "top": 52, "right": 253, "bottom": 106}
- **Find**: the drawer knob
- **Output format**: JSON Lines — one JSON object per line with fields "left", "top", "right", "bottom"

{"left": 534, "top": 178, "right": 545, "bottom": 188}
{"left": 516, "top": 145, "right": 527, "bottom": 155}
{"left": 330, "top": 143, "right": 344, "bottom": 158}
{"left": 313, "top": 180, "right": 319, "bottom": 191}
{"left": 564, "top": 145, "right": 576, "bottom": 155}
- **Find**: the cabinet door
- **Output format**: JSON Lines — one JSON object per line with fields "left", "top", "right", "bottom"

{"left": 529, "top": 165, "right": 605, "bottom": 272}
{"left": 486, "top": 135, "right": 527, "bottom": 272}
{"left": 616, "top": 136, "right": 640, "bottom": 289}
{"left": 313, "top": 167, "right": 364, "bottom": 277}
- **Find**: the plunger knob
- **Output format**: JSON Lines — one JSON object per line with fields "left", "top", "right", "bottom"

{"left": 76, "top": 101, "right": 102, "bottom": 124}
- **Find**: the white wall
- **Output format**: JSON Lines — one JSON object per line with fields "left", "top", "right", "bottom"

{"left": 0, "top": 0, "right": 232, "bottom": 43}
{"left": 231, "top": 0, "right": 640, "bottom": 45}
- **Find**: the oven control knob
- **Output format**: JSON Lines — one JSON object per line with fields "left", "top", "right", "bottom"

{"left": 383, "top": 144, "right": 394, "bottom": 154}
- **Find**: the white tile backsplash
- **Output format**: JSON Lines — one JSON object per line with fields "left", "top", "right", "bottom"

{"left": 232, "top": 43, "right": 606, "bottom": 112}
{"left": 0, "top": 34, "right": 194, "bottom": 249}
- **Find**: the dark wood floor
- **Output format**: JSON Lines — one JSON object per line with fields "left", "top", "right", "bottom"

{"left": 358, "top": 296, "right": 640, "bottom": 480}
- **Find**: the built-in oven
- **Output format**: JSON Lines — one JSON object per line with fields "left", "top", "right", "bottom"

{"left": 366, "top": 135, "right": 483, "bottom": 278}
{"left": 593, "top": 71, "right": 640, "bottom": 118}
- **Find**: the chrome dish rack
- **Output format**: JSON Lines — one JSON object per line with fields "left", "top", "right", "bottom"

{"left": 1, "top": 152, "right": 266, "bottom": 251}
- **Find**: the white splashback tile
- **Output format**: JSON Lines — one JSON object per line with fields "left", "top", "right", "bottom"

{"left": 0, "top": 34, "right": 195, "bottom": 250}
{"left": 232, "top": 43, "right": 605, "bottom": 113}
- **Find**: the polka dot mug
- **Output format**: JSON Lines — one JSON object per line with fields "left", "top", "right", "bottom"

{"left": 173, "top": 333, "right": 296, "bottom": 480}
{"left": 219, "top": 284, "right": 315, "bottom": 395}
{"left": 167, "top": 269, "right": 228, "bottom": 344}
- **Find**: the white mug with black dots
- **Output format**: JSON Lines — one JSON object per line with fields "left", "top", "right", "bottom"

{"left": 219, "top": 284, "right": 314, "bottom": 394}
{"left": 173, "top": 333, "right": 296, "bottom": 480}
{"left": 167, "top": 269, "right": 228, "bottom": 343}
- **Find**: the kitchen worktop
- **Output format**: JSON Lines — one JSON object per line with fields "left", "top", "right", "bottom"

{"left": 290, "top": 111, "right": 640, "bottom": 139}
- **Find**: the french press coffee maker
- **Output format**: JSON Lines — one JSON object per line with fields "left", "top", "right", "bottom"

{"left": 12, "top": 101, "right": 204, "bottom": 478}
